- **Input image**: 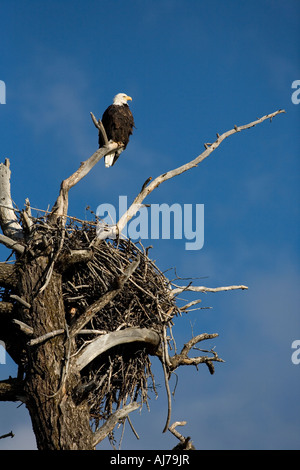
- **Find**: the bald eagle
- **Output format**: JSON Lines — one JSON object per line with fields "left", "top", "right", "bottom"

{"left": 99, "top": 93, "right": 135, "bottom": 168}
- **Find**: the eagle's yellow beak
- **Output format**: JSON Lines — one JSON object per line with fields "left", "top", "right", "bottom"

{"left": 126, "top": 95, "right": 132, "bottom": 101}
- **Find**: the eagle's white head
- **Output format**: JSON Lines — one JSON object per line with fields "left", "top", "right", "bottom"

{"left": 113, "top": 93, "right": 132, "bottom": 106}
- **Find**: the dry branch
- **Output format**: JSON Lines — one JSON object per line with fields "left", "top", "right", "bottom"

{"left": 10, "top": 294, "right": 31, "bottom": 309}
{"left": 76, "top": 327, "right": 160, "bottom": 371}
{"left": 23, "top": 198, "right": 33, "bottom": 232}
{"left": 171, "top": 284, "right": 248, "bottom": 296}
{"left": 50, "top": 142, "right": 120, "bottom": 222}
{"left": 0, "top": 159, "right": 23, "bottom": 240}
{"left": 169, "top": 421, "right": 195, "bottom": 450}
{"left": 179, "top": 298, "right": 203, "bottom": 312}
{"left": 11, "top": 319, "right": 34, "bottom": 336}
{"left": 0, "top": 233, "right": 24, "bottom": 254}
{"left": 28, "top": 328, "right": 109, "bottom": 347}
{"left": 0, "top": 431, "right": 14, "bottom": 440}
{"left": 90, "top": 112, "right": 109, "bottom": 146}
{"left": 169, "top": 421, "right": 188, "bottom": 442}
{"left": 114, "top": 110, "right": 285, "bottom": 236}
{"left": 167, "top": 333, "right": 224, "bottom": 371}
{"left": 93, "top": 402, "right": 140, "bottom": 447}
{"left": 27, "top": 329, "right": 65, "bottom": 347}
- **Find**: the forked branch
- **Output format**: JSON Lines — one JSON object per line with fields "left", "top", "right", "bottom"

{"left": 115, "top": 110, "right": 285, "bottom": 235}
{"left": 168, "top": 333, "right": 224, "bottom": 372}
{"left": 154, "top": 333, "right": 223, "bottom": 373}
{"left": 50, "top": 141, "right": 120, "bottom": 223}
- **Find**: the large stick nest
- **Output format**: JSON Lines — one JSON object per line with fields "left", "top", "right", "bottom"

{"left": 60, "top": 221, "right": 179, "bottom": 427}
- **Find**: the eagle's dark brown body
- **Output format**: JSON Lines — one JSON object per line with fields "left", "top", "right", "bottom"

{"left": 99, "top": 102, "right": 135, "bottom": 167}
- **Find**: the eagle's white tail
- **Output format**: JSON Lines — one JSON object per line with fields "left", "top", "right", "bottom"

{"left": 105, "top": 154, "right": 115, "bottom": 168}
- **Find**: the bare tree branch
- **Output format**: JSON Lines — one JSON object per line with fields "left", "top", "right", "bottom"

{"left": 0, "top": 159, "right": 23, "bottom": 239}
{"left": 169, "top": 421, "right": 188, "bottom": 443}
{"left": 0, "top": 233, "right": 24, "bottom": 254}
{"left": 0, "top": 431, "right": 14, "bottom": 440}
{"left": 93, "top": 402, "right": 141, "bottom": 447}
{"left": 154, "top": 333, "right": 223, "bottom": 371}
{"left": 50, "top": 142, "right": 120, "bottom": 223}
{"left": 179, "top": 298, "right": 203, "bottom": 312}
{"left": 114, "top": 110, "right": 285, "bottom": 236}
{"left": 27, "top": 329, "right": 65, "bottom": 347}
{"left": 171, "top": 284, "right": 248, "bottom": 296}
{"left": 11, "top": 319, "right": 34, "bottom": 336}
{"left": 162, "top": 355, "right": 172, "bottom": 433}
{"left": 167, "top": 333, "right": 224, "bottom": 372}
{"left": 76, "top": 327, "right": 160, "bottom": 371}
{"left": 90, "top": 112, "right": 109, "bottom": 146}
{"left": 28, "top": 327, "right": 110, "bottom": 347}
{"left": 23, "top": 198, "right": 33, "bottom": 232}
{"left": 10, "top": 294, "right": 31, "bottom": 309}
{"left": 169, "top": 421, "right": 195, "bottom": 450}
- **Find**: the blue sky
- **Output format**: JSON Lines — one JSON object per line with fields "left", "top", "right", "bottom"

{"left": 0, "top": 0, "right": 299, "bottom": 450}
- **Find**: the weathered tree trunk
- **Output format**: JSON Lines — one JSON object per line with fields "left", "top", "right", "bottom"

{"left": 17, "top": 254, "right": 94, "bottom": 450}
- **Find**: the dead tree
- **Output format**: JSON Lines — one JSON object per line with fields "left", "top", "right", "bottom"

{"left": 0, "top": 109, "right": 284, "bottom": 450}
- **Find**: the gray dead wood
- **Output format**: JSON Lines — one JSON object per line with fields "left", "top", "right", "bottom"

{"left": 76, "top": 327, "right": 160, "bottom": 371}
{"left": 171, "top": 284, "right": 248, "bottom": 296}
{"left": 50, "top": 142, "right": 119, "bottom": 223}
{"left": 11, "top": 319, "right": 34, "bottom": 336}
{"left": 0, "top": 234, "right": 24, "bottom": 254}
{"left": 0, "top": 159, "right": 23, "bottom": 239}
{"left": 93, "top": 402, "right": 141, "bottom": 447}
